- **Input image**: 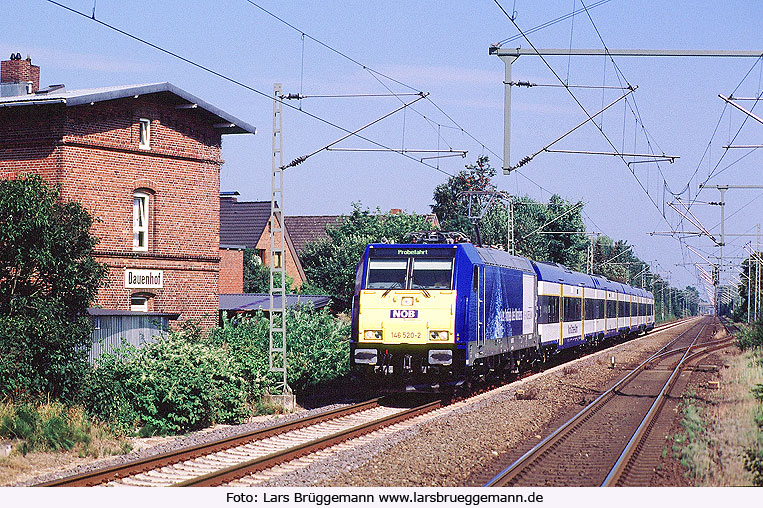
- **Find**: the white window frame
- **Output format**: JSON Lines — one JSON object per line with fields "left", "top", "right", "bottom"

{"left": 130, "top": 295, "right": 149, "bottom": 312}
{"left": 139, "top": 118, "right": 151, "bottom": 150}
{"left": 133, "top": 191, "right": 149, "bottom": 251}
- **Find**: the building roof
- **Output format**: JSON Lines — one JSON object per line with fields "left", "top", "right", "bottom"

{"left": 283, "top": 215, "right": 345, "bottom": 254}
{"left": 219, "top": 293, "right": 331, "bottom": 311}
{"left": 219, "top": 199, "right": 272, "bottom": 248}
{"left": 87, "top": 308, "right": 180, "bottom": 319}
{"left": 0, "top": 82, "right": 256, "bottom": 134}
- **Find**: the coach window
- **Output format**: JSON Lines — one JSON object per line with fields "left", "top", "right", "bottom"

{"left": 538, "top": 295, "right": 560, "bottom": 324}
{"left": 563, "top": 296, "right": 582, "bottom": 322}
{"left": 132, "top": 191, "right": 150, "bottom": 251}
{"left": 139, "top": 118, "right": 151, "bottom": 150}
{"left": 607, "top": 299, "right": 617, "bottom": 319}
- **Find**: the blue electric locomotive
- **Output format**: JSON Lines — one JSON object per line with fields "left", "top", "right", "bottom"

{"left": 350, "top": 240, "right": 654, "bottom": 390}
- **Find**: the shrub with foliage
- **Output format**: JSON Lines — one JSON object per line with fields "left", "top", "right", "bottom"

{"left": 0, "top": 175, "right": 106, "bottom": 400}
{"left": 210, "top": 314, "right": 273, "bottom": 400}
{"left": 83, "top": 328, "right": 248, "bottom": 435}
{"left": 738, "top": 319, "right": 763, "bottom": 351}
{"left": 84, "top": 308, "right": 350, "bottom": 435}
{"left": 210, "top": 307, "right": 351, "bottom": 395}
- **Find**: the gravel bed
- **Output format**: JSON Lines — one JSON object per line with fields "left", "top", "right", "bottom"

{"left": 17, "top": 403, "right": 352, "bottom": 486}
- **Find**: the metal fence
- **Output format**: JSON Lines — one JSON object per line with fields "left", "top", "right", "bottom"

{"left": 88, "top": 314, "right": 171, "bottom": 363}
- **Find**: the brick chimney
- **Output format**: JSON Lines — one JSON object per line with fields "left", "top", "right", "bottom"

{"left": 1, "top": 53, "right": 40, "bottom": 93}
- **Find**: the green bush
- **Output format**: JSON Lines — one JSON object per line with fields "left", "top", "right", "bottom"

{"left": 83, "top": 330, "right": 248, "bottom": 435}
{"left": 84, "top": 308, "right": 350, "bottom": 436}
{"left": 210, "top": 307, "right": 350, "bottom": 395}
{"left": 745, "top": 447, "right": 763, "bottom": 486}
{"left": 283, "top": 307, "right": 351, "bottom": 391}
{"left": 738, "top": 320, "right": 763, "bottom": 351}
{"left": 210, "top": 314, "right": 273, "bottom": 400}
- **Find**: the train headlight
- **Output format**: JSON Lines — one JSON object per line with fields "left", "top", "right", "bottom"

{"left": 363, "top": 330, "right": 383, "bottom": 341}
{"left": 430, "top": 330, "right": 449, "bottom": 341}
{"left": 401, "top": 297, "right": 414, "bottom": 306}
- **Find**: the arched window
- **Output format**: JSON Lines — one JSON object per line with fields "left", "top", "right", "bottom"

{"left": 133, "top": 191, "right": 149, "bottom": 251}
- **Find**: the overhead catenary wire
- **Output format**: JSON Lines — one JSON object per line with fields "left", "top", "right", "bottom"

{"left": 44, "top": 0, "right": 456, "bottom": 177}
{"left": 494, "top": 0, "right": 614, "bottom": 47}
{"left": 493, "top": 0, "right": 663, "bottom": 219}
{"left": 242, "top": 0, "right": 484, "bottom": 160}
{"left": 495, "top": 0, "right": 710, "bottom": 291}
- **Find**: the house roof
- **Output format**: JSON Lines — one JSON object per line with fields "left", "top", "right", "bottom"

{"left": 283, "top": 215, "right": 346, "bottom": 254}
{"left": 219, "top": 199, "right": 272, "bottom": 248}
{"left": 219, "top": 293, "right": 331, "bottom": 311}
{"left": 87, "top": 308, "right": 180, "bottom": 319}
{"left": 0, "top": 82, "right": 256, "bottom": 135}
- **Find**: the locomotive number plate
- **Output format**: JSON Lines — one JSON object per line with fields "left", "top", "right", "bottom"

{"left": 391, "top": 331, "right": 422, "bottom": 340}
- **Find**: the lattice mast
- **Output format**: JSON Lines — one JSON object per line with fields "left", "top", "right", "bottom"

{"left": 269, "top": 84, "right": 289, "bottom": 394}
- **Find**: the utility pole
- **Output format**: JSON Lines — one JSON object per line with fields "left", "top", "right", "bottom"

{"left": 700, "top": 185, "right": 763, "bottom": 317}
{"left": 269, "top": 84, "right": 290, "bottom": 402}
{"left": 507, "top": 198, "right": 515, "bottom": 255}
{"left": 490, "top": 47, "right": 763, "bottom": 174}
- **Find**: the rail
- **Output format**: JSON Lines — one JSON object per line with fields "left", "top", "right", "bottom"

{"left": 484, "top": 319, "right": 708, "bottom": 487}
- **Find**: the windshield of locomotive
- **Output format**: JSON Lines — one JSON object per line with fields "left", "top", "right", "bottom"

{"left": 411, "top": 258, "right": 453, "bottom": 289}
{"left": 365, "top": 257, "right": 453, "bottom": 290}
{"left": 366, "top": 259, "right": 408, "bottom": 289}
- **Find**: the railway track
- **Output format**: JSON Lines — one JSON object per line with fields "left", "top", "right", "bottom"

{"left": 40, "top": 398, "right": 440, "bottom": 487}
{"left": 483, "top": 316, "right": 734, "bottom": 487}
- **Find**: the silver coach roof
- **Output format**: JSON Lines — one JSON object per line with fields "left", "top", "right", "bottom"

{"left": 0, "top": 82, "right": 256, "bottom": 135}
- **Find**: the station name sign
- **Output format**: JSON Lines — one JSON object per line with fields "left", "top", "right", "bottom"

{"left": 124, "top": 269, "right": 163, "bottom": 289}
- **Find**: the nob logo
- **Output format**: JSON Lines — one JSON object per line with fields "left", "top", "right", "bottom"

{"left": 390, "top": 309, "right": 418, "bottom": 319}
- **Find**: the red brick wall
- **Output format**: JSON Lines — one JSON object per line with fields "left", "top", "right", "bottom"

{"left": 0, "top": 95, "right": 225, "bottom": 328}
{"left": 1, "top": 58, "right": 40, "bottom": 92}
{"left": 219, "top": 249, "right": 244, "bottom": 294}
{"left": 254, "top": 215, "right": 305, "bottom": 288}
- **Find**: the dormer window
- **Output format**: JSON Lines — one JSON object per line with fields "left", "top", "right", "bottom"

{"left": 139, "top": 118, "right": 151, "bottom": 149}
{"left": 133, "top": 191, "right": 149, "bottom": 251}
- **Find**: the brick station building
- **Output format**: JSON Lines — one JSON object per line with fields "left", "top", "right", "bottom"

{"left": 0, "top": 54, "right": 256, "bottom": 329}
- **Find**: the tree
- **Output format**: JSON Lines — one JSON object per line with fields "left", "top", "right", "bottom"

{"left": 299, "top": 204, "right": 435, "bottom": 312}
{"left": 431, "top": 157, "right": 589, "bottom": 267}
{"left": 242, "top": 248, "right": 294, "bottom": 293}
{"left": 0, "top": 175, "right": 106, "bottom": 400}
{"left": 431, "top": 155, "right": 496, "bottom": 238}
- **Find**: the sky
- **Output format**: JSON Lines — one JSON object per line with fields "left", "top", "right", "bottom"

{"left": 3, "top": 0, "right": 763, "bottom": 295}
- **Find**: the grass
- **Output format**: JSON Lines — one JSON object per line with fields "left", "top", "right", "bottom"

{"left": 0, "top": 401, "right": 132, "bottom": 459}
{"left": 670, "top": 340, "right": 763, "bottom": 486}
